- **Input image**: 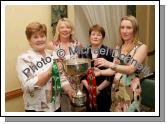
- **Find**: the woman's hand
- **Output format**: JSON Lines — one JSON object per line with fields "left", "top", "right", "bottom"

{"left": 81, "top": 80, "right": 88, "bottom": 90}
{"left": 55, "top": 59, "right": 64, "bottom": 74}
{"left": 47, "top": 66, "right": 52, "bottom": 77}
{"left": 96, "top": 86, "right": 101, "bottom": 95}
{"left": 94, "top": 58, "right": 114, "bottom": 68}
{"left": 62, "top": 84, "right": 75, "bottom": 101}
{"left": 94, "top": 67, "right": 101, "bottom": 77}
{"left": 57, "top": 62, "right": 63, "bottom": 73}
{"left": 68, "top": 89, "right": 76, "bottom": 101}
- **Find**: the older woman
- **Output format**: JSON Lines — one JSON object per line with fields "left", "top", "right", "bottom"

{"left": 81, "top": 24, "right": 114, "bottom": 112}
{"left": 16, "top": 22, "right": 73, "bottom": 112}
{"left": 95, "top": 15, "right": 148, "bottom": 112}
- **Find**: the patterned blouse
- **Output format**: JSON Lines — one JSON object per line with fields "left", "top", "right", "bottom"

{"left": 52, "top": 40, "right": 82, "bottom": 87}
{"left": 16, "top": 48, "right": 67, "bottom": 112}
{"left": 52, "top": 40, "right": 81, "bottom": 59}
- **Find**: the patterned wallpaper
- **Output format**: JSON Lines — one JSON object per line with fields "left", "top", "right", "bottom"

{"left": 127, "top": 5, "right": 136, "bottom": 17}
{"left": 51, "top": 5, "right": 67, "bottom": 35}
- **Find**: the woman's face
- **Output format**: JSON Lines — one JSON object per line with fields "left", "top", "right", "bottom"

{"left": 90, "top": 31, "right": 103, "bottom": 47}
{"left": 29, "top": 32, "right": 47, "bottom": 52}
{"left": 58, "top": 22, "right": 72, "bottom": 39}
{"left": 120, "top": 20, "right": 134, "bottom": 42}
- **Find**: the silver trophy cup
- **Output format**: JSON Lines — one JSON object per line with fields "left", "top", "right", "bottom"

{"left": 63, "top": 58, "right": 90, "bottom": 106}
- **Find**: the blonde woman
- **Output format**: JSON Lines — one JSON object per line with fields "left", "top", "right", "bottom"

{"left": 48, "top": 18, "right": 82, "bottom": 59}
{"left": 47, "top": 18, "right": 82, "bottom": 111}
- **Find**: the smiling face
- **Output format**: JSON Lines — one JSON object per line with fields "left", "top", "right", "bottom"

{"left": 89, "top": 24, "right": 105, "bottom": 48}
{"left": 90, "top": 30, "right": 103, "bottom": 47}
{"left": 120, "top": 20, "right": 134, "bottom": 42}
{"left": 58, "top": 21, "right": 72, "bottom": 39}
{"left": 29, "top": 32, "right": 47, "bottom": 52}
{"left": 55, "top": 18, "right": 74, "bottom": 41}
{"left": 25, "top": 22, "right": 47, "bottom": 52}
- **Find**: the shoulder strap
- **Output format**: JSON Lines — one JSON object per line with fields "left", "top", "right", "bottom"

{"left": 130, "top": 43, "right": 143, "bottom": 57}
{"left": 134, "top": 43, "right": 143, "bottom": 54}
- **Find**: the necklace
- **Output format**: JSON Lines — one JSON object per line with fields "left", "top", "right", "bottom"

{"left": 121, "top": 42, "right": 134, "bottom": 54}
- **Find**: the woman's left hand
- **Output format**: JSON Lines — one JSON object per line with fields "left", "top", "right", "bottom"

{"left": 57, "top": 62, "right": 63, "bottom": 73}
{"left": 94, "top": 58, "right": 112, "bottom": 68}
{"left": 94, "top": 67, "right": 101, "bottom": 77}
{"left": 68, "top": 90, "right": 76, "bottom": 101}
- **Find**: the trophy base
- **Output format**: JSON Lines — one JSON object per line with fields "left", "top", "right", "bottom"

{"left": 71, "top": 95, "right": 86, "bottom": 107}
{"left": 71, "top": 104, "right": 86, "bottom": 112}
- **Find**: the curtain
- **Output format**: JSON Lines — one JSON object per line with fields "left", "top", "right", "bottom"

{"left": 75, "top": 5, "right": 127, "bottom": 48}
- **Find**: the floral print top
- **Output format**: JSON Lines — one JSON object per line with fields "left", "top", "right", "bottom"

{"left": 16, "top": 48, "right": 67, "bottom": 111}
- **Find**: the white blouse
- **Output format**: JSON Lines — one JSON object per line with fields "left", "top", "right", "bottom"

{"left": 16, "top": 48, "right": 68, "bottom": 112}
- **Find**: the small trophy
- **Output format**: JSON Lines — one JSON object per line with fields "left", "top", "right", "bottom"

{"left": 63, "top": 58, "right": 90, "bottom": 106}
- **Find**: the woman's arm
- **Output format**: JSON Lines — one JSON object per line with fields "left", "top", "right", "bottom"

{"left": 62, "top": 83, "right": 75, "bottom": 99}
{"left": 36, "top": 60, "right": 64, "bottom": 87}
{"left": 81, "top": 77, "right": 111, "bottom": 95}
{"left": 95, "top": 44, "right": 148, "bottom": 75}
{"left": 94, "top": 67, "right": 115, "bottom": 76}
{"left": 35, "top": 66, "right": 52, "bottom": 87}
{"left": 81, "top": 79, "right": 88, "bottom": 89}
{"left": 96, "top": 80, "right": 110, "bottom": 95}
{"left": 16, "top": 57, "right": 52, "bottom": 92}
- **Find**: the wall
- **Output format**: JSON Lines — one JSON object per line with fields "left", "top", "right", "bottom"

{"left": 68, "top": 5, "right": 75, "bottom": 26}
{"left": 5, "top": 5, "right": 52, "bottom": 112}
{"left": 5, "top": 96, "right": 25, "bottom": 112}
{"left": 136, "top": 5, "right": 155, "bottom": 72}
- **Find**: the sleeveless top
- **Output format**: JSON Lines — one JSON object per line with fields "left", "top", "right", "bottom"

{"left": 111, "top": 42, "right": 143, "bottom": 112}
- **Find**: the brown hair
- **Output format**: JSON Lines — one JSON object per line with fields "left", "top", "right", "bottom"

{"left": 25, "top": 22, "right": 47, "bottom": 40}
{"left": 89, "top": 24, "right": 105, "bottom": 38}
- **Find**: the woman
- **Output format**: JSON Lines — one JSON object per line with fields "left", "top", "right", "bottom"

{"left": 47, "top": 18, "right": 82, "bottom": 111}
{"left": 16, "top": 22, "right": 73, "bottom": 112}
{"left": 81, "top": 24, "right": 114, "bottom": 112}
{"left": 95, "top": 15, "right": 148, "bottom": 112}
{"left": 48, "top": 18, "right": 82, "bottom": 59}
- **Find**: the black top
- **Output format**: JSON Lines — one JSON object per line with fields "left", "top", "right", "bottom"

{"left": 80, "top": 44, "right": 114, "bottom": 86}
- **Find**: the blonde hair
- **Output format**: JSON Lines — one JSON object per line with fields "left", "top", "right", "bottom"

{"left": 54, "top": 18, "right": 75, "bottom": 42}
{"left": 117, "top": 15, "right": 141, "bottom": 51}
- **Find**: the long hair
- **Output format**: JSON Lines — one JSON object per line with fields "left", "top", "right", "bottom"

{"left": 53, "top": 18, "right": 75, "bottom": 43}
{"left": 117, "top": 15, "right": 141, "bottom": 52}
